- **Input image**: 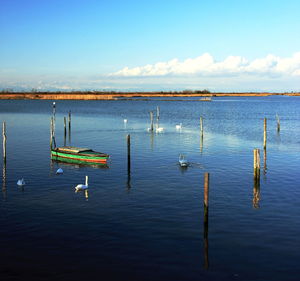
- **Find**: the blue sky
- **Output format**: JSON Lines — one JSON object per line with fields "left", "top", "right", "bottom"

{"left": 1, "top": 0, "right": 300, "bottom": 91}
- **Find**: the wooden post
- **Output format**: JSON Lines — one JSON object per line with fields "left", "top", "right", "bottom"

{"left": 276, "top": 114, "right": 280, "bottom": 132}
{"left": 253, "top": 149, "right": 261, "bottom": 208}
{"left": 50, "top": 117, "right": 53, "bottom": 149}
{"left": 52, "top": 102, "right": 56, "bottom": 117}
{"left": 50, "top": 117, "right": 56, "bottom": 149}
{"left": 150, "top": 111, "right": 154, "bottom": 131}
{"left": 263, "top": 118, "right": 267, "bottom": 149}
{"left": 2, "top": 121, "right": 7, "bottom": 163}
{"left": 68, "top": 111, "right": 71, "bottom": 144}
{"left": 64, "top": 117, "right": 67, "bottom": 146}
{"left": 127, "top": 134, "right": 131, "bottom": 175}
{"left": 68, "top": 111, "right": 71, "bottom": 132}
{"left": 253, "top": 148, "right": 260, "bottom": 181}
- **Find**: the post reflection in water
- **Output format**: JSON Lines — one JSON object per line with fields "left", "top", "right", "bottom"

{"left": 203, "top": 217, "right": 209, "bottom": 270}
{"left": 253, "top": 175, "right": 261, "bottom": 209}
{"left": 200, "top": 134, "right": 203, "bottom": 154}
{"left": 150, "top": 131, "right": 154, "bottom": 151}
{"left": 2, "top": 159, "right": 6, "bottom": 199}
{"left": 263, "top": 148, "right": 267, "bottom": 176}
{"left": 75, "top": 188, "right": 89, "bottom": 201}
{"left": 203, "top": 172, "right": 209, "bottom": 269}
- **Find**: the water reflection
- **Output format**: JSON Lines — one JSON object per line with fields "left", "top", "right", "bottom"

{"left": 2, "top": 159, "right": 6, "bottom": 200}
{"left": 51, "top": 159, "right": 109, "bottom": 170}
{"left": 203, "top": 222, "right": 209, "bottom": 269}
{"left": 263, "top": 148, "right": 267, "bottom": 176}
{"left": 200, "top": 134, "right": 203, "bottom": 153}
{"left": 253, "top": 176, "right": 261, "bottom": 209}
{"left": 75, "top": 189, "right": 89, "bottom": 201}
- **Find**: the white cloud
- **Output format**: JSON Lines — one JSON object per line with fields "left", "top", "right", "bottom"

{"left": 111, "top": 52, "right": 300, "bottom": 78}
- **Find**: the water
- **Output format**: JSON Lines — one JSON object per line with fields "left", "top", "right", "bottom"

{"left": 0, "top": 96, "right": 299, "bottom": 281}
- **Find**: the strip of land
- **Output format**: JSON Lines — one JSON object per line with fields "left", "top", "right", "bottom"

{"left": 0, "top": 91, "right": 299, "bottom": 100}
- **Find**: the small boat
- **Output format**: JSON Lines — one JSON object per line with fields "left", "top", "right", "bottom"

{"left": 179, "top": 154, "right": 188, "bottom": 167}
{"left": 51, "top": 146, "right": 109, "bottom": 164}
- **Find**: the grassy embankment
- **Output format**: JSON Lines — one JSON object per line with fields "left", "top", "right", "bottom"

{"left": 0, "top": 90, "right": 299, "bottom": 100}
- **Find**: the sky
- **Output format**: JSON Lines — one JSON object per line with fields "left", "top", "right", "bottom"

{"left": 0, "top": 0, "right": 300, "bottom": 92}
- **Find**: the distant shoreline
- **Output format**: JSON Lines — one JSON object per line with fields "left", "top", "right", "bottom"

{"left": 0, "top": 91, "right": 299, "bottom": 100}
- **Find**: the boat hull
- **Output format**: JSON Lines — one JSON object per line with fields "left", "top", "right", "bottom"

{"left": 51, "top": 150, "right": 109, "bottom": 163}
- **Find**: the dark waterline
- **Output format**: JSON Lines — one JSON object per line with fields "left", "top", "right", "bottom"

{"left": 0, "top": 97, "right": 300, "bottom": 281}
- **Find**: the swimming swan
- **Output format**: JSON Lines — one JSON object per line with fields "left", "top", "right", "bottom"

{"left": 17, "top": 178, "right": 26, "bottom": 186}
{"left": 176, "top": 123, "right": 182, "bottom": 130}
{"left": 75, "top": 175, "right": 88, "bottom": 192}
{"left": 156, "top": 127, "right": 164, "bottom": 133}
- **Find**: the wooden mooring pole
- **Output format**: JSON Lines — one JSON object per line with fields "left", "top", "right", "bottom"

{"left": 253, "top": 148, "right": 261, "bottom": 181}
{"left": 263, "top": 118, "right": 267, "bottom": 149}
{"left": 68, "top": 111, "right": 72, "bottom": 144}
{"left": 253, "top": 149, "right": 261, "bottom": 208}
{"left": 50, "top": 117, "right": 56, "bottom": 149}
{"left": 68, "top": 111, "right": 71, "bottom": 132}
{"left": 2, "top": 121, "right": 7, "bottom": 163}
{"left": 52, "top": 102, "right": 56, "bottom": 119}
{"left": 50, "top": 117, "right": 53, "bottom": 149}
{"left": 64, "top": 117, "right": 67, "bottom": 146}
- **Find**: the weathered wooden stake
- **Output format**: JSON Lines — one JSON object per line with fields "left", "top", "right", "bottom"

{"left": 127, "top": 134, "right": 131, "bottom": 175}
{"left": 50, "top": 118, "right": 53, "bottom": 149}
{"left": 68, "top": 111, "right": 71, "bottom": 132}
{"left": 150, "top": 111, "right": 154, "bottom": 131}
{"left": 253, "top": 148, "right": 260, "bottom": 181}
{"left": 64, "top": 117, "right": 67, "bottom": 146}
{"left": 263, "top": 118, "right": 267, "bottom": 149}
{"left": 52, "top": 102, "right": 56, "bottom": 117}
{"left": 50, "top": 117, "right": 56, "bottom": 149}
{"left": 276, "top": 114, "right": 280, "bottom": 132}
{"left": 2, "top": 121, "right": 7, "bottom": 163}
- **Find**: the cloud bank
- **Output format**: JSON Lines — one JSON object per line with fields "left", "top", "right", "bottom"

{"left": 112, "top": 52, "right": 300, "bottom": 78}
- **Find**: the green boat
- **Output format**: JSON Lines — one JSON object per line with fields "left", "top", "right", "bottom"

{"left": 51, "top": 146, "right": 109, "bottom": 164}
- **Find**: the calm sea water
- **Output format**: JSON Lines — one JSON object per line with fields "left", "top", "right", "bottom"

{"left": 0, "top": 96, "right": 299, "bottom": 281}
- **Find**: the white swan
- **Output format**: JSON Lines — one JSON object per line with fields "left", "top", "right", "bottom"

{"left": 56, "top": 168, "right": 63, "bottom": 174}
{"left": 176, "top": 123, "right": 182, "bottom": 130}
{"left": 17, "top": 178, "right": 25, "bottom": 186}
{"left": 75, "top": 175, "right": 88, "bottom": 192}
{"left": 156, "top": 127, "right": 164, "bottom": 133}
{"left": 179, "top": 154, "right": 188, "bottom": 167}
